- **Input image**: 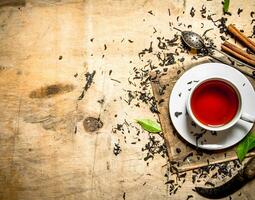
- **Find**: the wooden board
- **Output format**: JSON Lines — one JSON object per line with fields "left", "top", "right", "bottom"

{"left": 0, "top": 0, "right": 255, "bottom": 200}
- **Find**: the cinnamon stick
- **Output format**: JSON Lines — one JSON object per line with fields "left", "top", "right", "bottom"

{"left": 223, "top": 41, "right": 255, "bottom": 61}
{"left": 229, "top": 24, "right": 255, "bottom": 47}
{"left": 221, "top": 44, "right": 255, "bottom": 66}
{"left": 227, "top": 24, "right": 255, "bottom": 53}
{"left": 249, "top": 38, "right": 255, "bottom": 48}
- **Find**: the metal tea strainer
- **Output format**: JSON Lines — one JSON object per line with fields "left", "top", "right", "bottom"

{"left": 173, "top": 27, "right": 255, "bottom": 72}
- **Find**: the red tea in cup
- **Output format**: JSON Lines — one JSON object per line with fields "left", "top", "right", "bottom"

{"left": 191, "top": 80, "right": 239, "bottom": 127}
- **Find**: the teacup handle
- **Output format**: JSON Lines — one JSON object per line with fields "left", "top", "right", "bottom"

{"left": 241, "top": 113, "right": 255, "bottom": 123}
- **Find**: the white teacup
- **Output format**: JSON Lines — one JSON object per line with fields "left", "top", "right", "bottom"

{"left": 186, "top": 77, "right": 255, "bottom": 131}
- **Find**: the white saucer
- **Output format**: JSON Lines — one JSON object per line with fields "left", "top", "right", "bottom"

{"left": 169, "top": 63, "right": 255, "bottom": 150}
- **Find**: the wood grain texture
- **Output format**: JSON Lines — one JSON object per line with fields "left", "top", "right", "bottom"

{"left": 0, "top": 0, "right": 255, "bottom": 200}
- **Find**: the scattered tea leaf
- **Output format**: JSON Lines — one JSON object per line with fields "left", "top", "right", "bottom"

{"left": 175, "top": 112, "right": 182, "bottom": 118}
{"left": 223, "top": 0, "right": 230, "bottom": 13}
{"left": 136, "top": 119, "right": 161, "bottom": 133}
{"left": 236, "top": 132, "right": 255, "bottom": 162}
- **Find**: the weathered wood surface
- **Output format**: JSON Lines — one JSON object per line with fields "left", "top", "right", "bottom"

{"left": 0, "top": 0, "right": 254, "bottom": 199}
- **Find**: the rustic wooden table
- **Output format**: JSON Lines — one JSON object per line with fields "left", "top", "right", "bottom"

{"left": 0, "top": 0, "right": 254, "bottom": 199}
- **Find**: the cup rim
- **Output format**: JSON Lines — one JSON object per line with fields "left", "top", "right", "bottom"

{"left": 186, "top": 77, "right": 242, "bottom": 131}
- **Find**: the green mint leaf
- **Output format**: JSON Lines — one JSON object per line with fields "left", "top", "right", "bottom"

{"left": 223, "top": 0, "right": 230, "bottom": 13}
{"left": 236, "top": 132, "right": 255, "bottom": 162}
{"left": 136, "top": 119, "right": 161, "bottom": 133}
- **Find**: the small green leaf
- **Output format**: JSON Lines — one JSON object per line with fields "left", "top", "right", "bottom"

{"left": 223, "top": 0, "right": 230, "bottom": 13}
{"left": 236, "top": 132, "right": 255, "bottom": 162}
{"left": 136, "top": 119, "right": 161, "bottom": 133}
